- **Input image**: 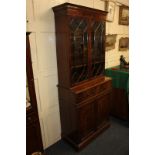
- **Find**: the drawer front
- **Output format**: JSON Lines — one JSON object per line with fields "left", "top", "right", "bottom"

{"left": 77, "top": 80, "right": 112, "bottom": 103}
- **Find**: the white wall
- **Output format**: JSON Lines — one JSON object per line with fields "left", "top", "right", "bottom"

{"left": 105, "top": 2, "right": 129, "bottom": 68}
{"left": 26, "top": 0, "right": 129, "bottom": 149}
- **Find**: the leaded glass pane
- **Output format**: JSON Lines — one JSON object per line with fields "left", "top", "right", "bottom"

{"left": 70, "top": 18, "right": 89, "bottom": 84}
{"left": 91, "top": 21, "right": 105, "bottom": 77}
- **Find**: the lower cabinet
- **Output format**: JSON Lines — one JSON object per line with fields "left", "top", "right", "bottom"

{"left": 58, "top": 77, "right": 112, "bottom": 150}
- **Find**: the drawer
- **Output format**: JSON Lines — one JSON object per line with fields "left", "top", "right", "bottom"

{"left": 77, "top": 80, "right": 112, "bottom": 103}
{"left": 26, "top": 112, "right": 38, "bottom": 125}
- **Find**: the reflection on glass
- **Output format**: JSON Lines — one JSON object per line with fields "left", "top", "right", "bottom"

{"left": 26, "top": 76, "right": 31, "bottom": 108}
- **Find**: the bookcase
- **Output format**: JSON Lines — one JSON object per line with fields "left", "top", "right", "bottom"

{"left": 53, "top": 3, "right": 112, "bottom": 150}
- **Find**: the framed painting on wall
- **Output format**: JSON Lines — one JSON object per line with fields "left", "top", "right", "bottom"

{"left": 105, "top": 34, "right": 117, "bottom": 51}
{"left": 105, "top": 1, "right": 115, "bottom": 22}
{"left": 119, "top": 37, "right": 129, "bottom": 51}
{"left": 119, "top": 5, "right": 129, "bottom": 25}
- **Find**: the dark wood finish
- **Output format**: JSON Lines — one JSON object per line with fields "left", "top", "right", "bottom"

{"left": 26, "top": 32, "right": 38, "bottom": 113}
{"left": 58, "top": 77, "right": 112, "bottom": 150}
{"left": 96, "top": 93, "right": 111, "bottom": 128}
{"left": 53, "top": 3, "right": 107, "bottom": 87}
{"left": 52, "top": 3, "right": 112, "bottom": 150}
{"left": 111, "top": 88, "right": 129, "bottom": 120}
{"left": 26, "top": 33, "right": 43, "bottom": 155}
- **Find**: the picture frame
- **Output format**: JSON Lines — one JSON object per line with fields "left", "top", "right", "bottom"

{"left": 119, "top": 37, "right": 129, "bottom": 51}
{"left": 105, "top": 34, "right": 117, "bottom": 51}
{"left": 105, "top": 1, "right": 115, "bottom": 22}
{"left": 119, "top": 5, "right": 129, "bottom": 25}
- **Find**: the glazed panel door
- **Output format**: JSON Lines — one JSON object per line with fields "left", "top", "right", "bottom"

{"left": 69, "top": 17, "right": 89, "bottom": 85}
{"left": 90, "top": 19, "right": 105, "bottom": 77}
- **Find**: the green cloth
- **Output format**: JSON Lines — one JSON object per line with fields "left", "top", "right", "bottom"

{"left": 105, "top": 66, "right": 129, "bottom": 94}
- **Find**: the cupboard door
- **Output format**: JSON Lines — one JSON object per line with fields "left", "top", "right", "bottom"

{"left": 77, "top": 102, "right": 95, "bottom": 140}
{"left": 96, "top": 93, "right": 111, "bottom": 128}
{"left": 69, "top": 17, "right": 89, "bottom": 84}
{"left": 90, "top": 20, "right": 105, "bottom": 77}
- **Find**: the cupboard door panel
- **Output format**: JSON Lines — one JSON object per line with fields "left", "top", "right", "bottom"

{"left": 96, "top": 93, "right": 111, "bottom": 128}
{"left": 77, "top": 102, "right": 95, "bottom": 140}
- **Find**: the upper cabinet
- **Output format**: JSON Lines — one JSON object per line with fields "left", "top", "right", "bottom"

{"left": 53, "top": 3, "right": 107, "bottom": 87}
